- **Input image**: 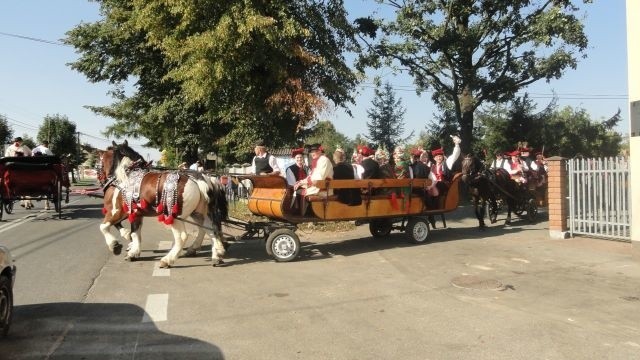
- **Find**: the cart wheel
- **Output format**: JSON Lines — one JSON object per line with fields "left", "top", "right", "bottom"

{"left": 266, "top": 229, "right": 300, "bottom": 262}
{"left": 369, "top": 219, "right": 393, "bottom": 238}
{"left": 526, "top": 198, "right": 538, "bottom": 222}
{"left": 54, "top": 181, "right": 62, "bottom": 218}
{"left": 0, "top": 201, "right": 4, "bottom": 221}
{"left": 406, "top": 217, "right": 430, "bottom": 244}
{"left": 487, "top": 201, "right": 498, "bottom": 224}
{"left": 4, "top": 202, "right": 13, "bottom": 215}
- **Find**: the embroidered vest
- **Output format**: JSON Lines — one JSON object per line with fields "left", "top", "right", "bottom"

{"left": 254, "top": 153, "right": 273, "bottom": 174}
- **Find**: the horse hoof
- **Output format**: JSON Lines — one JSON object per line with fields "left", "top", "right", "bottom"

{"left": 185, "top": 249, "right": 197, "bottom": 257}
{"left": 112, "top": 243, "right": 123, "bottom": 256}
{"left": 159, "top": 261, "right": 170, "bottom": 268}
{"left": 212, "top": 259, "right": 224, "bottom": 267}
{"left": 124, "top": 255, "right": 137, "bottom": 262}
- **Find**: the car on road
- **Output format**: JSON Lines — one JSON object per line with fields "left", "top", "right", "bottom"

{"left": 0, "top": 245, "right": 16, "bottom": 337}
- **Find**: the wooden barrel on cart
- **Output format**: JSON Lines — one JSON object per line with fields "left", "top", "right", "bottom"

{"left": 247, "top": 175, "right": 289, "bottom": 221}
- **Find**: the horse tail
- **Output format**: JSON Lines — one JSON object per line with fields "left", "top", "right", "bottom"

{"left": 206, "top": 177, "right": 228, "bottom": 226}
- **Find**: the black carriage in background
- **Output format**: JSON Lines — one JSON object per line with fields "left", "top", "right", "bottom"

{"left": 0, "top": 156, "right": 70, "bottom": 219}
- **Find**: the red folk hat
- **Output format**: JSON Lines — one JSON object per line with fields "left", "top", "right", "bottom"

{"left": 410, "top": 148, "right": 423, "bottom": 157}
{"left": 431, "top": 148, "right": 444, "bottom": 156}
{"left": 507, "top": 150, "right": 521, "bottom": 156}
{"left": 291, "top": 147, "right": 304, "bottom": 157}
{"left": 360, "top": 146, "right": 375, "bottom": 157}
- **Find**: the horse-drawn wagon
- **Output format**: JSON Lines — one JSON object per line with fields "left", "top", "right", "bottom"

{"left": 227, "top": 173, "right": 463, "bottom": 262}
{"left": 0, "top": 156, "right": 70, "bottom": 219}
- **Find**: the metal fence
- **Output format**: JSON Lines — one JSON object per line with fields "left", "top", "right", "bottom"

{"left": 568, "top": 157, "right": 631, "bottom": 241}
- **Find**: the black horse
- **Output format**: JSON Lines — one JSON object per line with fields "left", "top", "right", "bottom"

{"left": 461, "top": 154, "right": 518, "bottom": 228}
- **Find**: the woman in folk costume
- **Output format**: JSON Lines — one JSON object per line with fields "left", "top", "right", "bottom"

{"left": 285, "top": 148, "right": 309, "bottom": 186}
{"left": 505, "top": 149, "right": 529, "bottom": 185}
{"left": 426, "top": 135, "right": 462, "bottom": 198}
{"left": 389, "top": 145, "right": 412, "bottom": 210}
{"left": 375, "top": 146, "right": 395, "bottom": 179}
{"left": 351, "top": 145, "right": 365, "bottom": 179}
{"left": 294, "top": 143, "right": 333, "bottom": 197}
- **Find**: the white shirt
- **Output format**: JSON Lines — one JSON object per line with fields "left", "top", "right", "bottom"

{"left": 4, "top": 144, "right": 32, "bottom": 157}
{"left": 32, "top": 145, "right": 53, "bottom": 156}
{"left": 251, "top": 153, "right": 281, "bottom": 175}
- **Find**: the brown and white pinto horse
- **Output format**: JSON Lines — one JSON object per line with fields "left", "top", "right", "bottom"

{"left": 99, "top": 141, "right": 228, "bottom": 267}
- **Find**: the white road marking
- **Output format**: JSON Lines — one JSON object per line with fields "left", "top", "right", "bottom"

{"left": 153, "top": 262, "right": 170, "bottom": 277}
{"left": 511, "top": 258, "right": 530, "bottom": 263}
{"left": 625, "top": 341, "right": 640, "bottom": 348}
{"left": 0, "top": 197, "right": 84, "bottom": 233}
{"left": 142, "top": 293, "right": 168, "bottom": 323}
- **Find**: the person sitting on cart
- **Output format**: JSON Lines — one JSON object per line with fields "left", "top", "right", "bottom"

{"left": 4, "top": 137, "right": 32, "bottom": 157}
{"left": 505, "top": 149, "right": 530, "bottom": 187}
{"left": 285, "top": 148, "right": 309, "bottom": 211}
{"left": 426, "top": 135, "right": 462, "bottom": 204}
{"left": 332, "top": 146, "right": 361, "bottom": 206}
{"left": 351, "top": 146, "right": 365, "bottom": 179}
{"left": 32, "top": 140, "right": 54, "bottom": 156}
{"left": 294, "top": 143, "right": 333, "bottom": 214}
{"left": 410, "top": 148, "right": 429, "bottom": 179}
{"left": 251, "top": 139, "right": 280, "bottom": 176}
{"left": 360, "top": 145, "right": 380, "bottom": 179}
{"left": 285, "top": 148, "right": 309, "bottom": 186}
{"left": 375, "top": 146, "right": 394, "bottom": 179}
{"left": 490, "top": 150, "right": 507, "bottom": 170}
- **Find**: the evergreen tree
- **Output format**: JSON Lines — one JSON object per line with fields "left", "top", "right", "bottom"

{"left": 365, "top": 82, "right": 413, "bottom": 152}
{"left": 0, "top": 115, "right": 13, "bottom": 145}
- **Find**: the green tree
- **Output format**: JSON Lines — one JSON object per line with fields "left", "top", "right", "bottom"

{"left": 65, "top": 0, "right": 359, "bottom": 161}
{"left": 0, "top": 115, "right": 13, "bottom": 145}
{"left": 355, "top": 0, "right": 589, "bottom": 152}
{"left": 302, "top": 120, "right": 353, "bottom": 157}
{"left": 37, "top": 114, "right": 78, "bottom": 158}
{"left": 365, "top": 82, "right": 413, "bottom": 152}
{"left": 476, "top": 95, "right": 555, "bottom": 155}
{"left": 543, "top": 107, "right": 622, "bottom": 158}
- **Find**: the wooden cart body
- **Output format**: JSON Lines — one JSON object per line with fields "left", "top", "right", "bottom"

{"left": 0, "top": 156, "right": 70, "bottom": 219}
{"left": 228, "top": 174, "right": 463, "bottom": 262}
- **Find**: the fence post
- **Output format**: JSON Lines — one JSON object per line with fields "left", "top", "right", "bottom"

{"left": 547, "top": 156, "right": 569, "bottom": 239}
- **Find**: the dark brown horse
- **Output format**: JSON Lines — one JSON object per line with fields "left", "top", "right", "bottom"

{"left": 461, "top": 154, "right": 517, "bottom": 228}
{"left": 99, "top": 141, "right": 228, "bottom": 267}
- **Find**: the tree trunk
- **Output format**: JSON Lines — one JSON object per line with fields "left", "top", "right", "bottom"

{"left": 460, "top": 109, "right": 474, "bottom": 155}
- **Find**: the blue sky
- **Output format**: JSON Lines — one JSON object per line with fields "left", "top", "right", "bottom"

{"left": 0, "top": 1, "right": 629, "bottom": 160}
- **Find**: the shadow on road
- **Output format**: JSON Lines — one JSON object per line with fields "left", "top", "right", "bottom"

{"left": 1, "top": 302, "right": 224, "bottom": 359}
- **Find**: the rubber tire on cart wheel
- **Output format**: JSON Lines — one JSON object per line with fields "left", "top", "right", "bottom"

{"left": 527, "top": 198, "right": 538, "bottom": 223}
{"left": 266, "top": 229, "right": 300, "bottom": 262}
{"left": 54, "top": 180, "right": 62, "bottom": 218}
{"left": 369, "top": 219, "right": 393, "bottom": 238}
{"left": 0, "top": 275, "right": 13, "bottom": 337}
{"left": 0, "top": 200, "right": 4, "bottom": 221}
{"left": 4, "top": 201, "right": 13, "bottom": 214}
{"left": 406, "top": 217, "right": 430, "bottom": 244}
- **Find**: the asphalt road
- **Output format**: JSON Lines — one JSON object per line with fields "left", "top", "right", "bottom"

{"left": 0, "top": 195, "right": 639, "bottom": 359}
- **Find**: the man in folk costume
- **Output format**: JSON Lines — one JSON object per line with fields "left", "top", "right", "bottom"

{"left": 294, "top": 143, "right": 333, "bottom": 197}
{"left": 505, "top": 149, "right": 530, "bottom": 185}
{"left": 360, "top": 145, "right": 380, "bottom": 179}
{"left": 410, "top": 148, "right": 429, "bottom": 179}
{"left": 285, "top": 148, "right": 309, "bottom": 186}
{"left": 389, "top": 145, "right": 412, "bottom": 210}
{"left": 490, "top": 150, "right": 507, "bottom": 170}
{"left": 251, "top": 139, "right": 281, "bottom": 176}
{"left": 426, "top": 135, "right": 462, "bottom": 198}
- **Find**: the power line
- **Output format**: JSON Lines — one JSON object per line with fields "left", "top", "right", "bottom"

{"left": 0, "top": 31, "right": 67, "bottom": 46}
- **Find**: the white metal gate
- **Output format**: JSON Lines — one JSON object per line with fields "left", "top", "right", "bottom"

{"left": 568, "top": 157, "right": 631, "bottom": 240}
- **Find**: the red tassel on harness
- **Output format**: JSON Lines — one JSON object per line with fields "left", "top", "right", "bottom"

{"left": 156, "top": 203, "right": 164, "bottom": 214}
{"left": 164, "top": 215, "right": 174, "bottom": 225}
{"left": 122, "top": 202, "right": 129, "bottom": 213}
{"left": 390, "top": 192, "right": 399, "bottom": 210}
{"left": 102, "top": 207, "right": 107, "bottom": 215}
{"left": 131, "top": 202, "right": 138, "bottom": 210}
{"left": 157, "top": 213, "right": 165, "bottom": 222}
{"left": 128, "top": 212, "right": 136, "bottom": 223}
{"left": 140, "top": 198, "right": 148, "bottom": 209}
{"left": 171, "top": 203, "right": 179, "bottom": 216}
